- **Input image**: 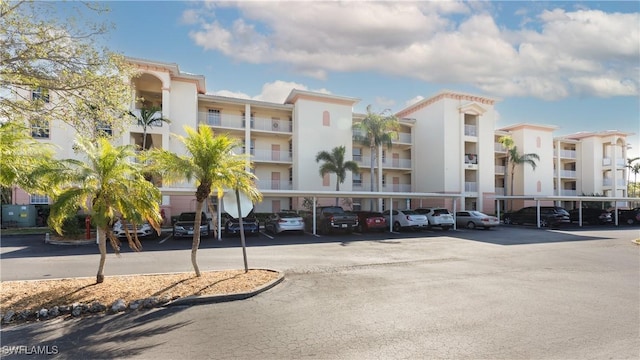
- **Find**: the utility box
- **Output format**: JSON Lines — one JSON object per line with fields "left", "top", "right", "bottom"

{"left": 1, "top": 204, "right": 37, "bottom": 228}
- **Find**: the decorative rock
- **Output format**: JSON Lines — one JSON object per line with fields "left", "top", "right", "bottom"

{"left": 111, "top": 299, "right": 127, "bottom": 313}
{"left": 58, "top": 305, "right": 71, "bottom": 314}
{"left": 142, "top": 297, "right": 159, "bottom": 309}
{"left": 71, "top": 304, "right": 83, "bottom": 317}
{"left": 129, "top": 300, "right": 141, "bottom": 310}
{"left": 89, "top": 301, "right": 106, "bottom": 313}
{"left": 49, "top": 306, "right": 60, "bottom": 318}
{"left": 38, "top": 308, "right": 49, "bottom": 318}
{"left": 18, "top": 310, "right": 33, "bottom": 321}
{"left": 3, "top": 310, "right": 15, "bottom": 323}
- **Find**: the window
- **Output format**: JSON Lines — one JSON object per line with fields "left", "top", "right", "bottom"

{"left": 382, "top": 174, "right": 387, "bottom": 186}
{"left": 31, "top": 119, "right": 50, "bottom": 138}
{"left": 353, "top": 172, "right": 362, "bottom": 186}
{"left": 96, "top": 121, "right": 112, "bottom": 136}
{"left": 242, "top": 139, "right": 255, "bottom": 155}
{"left": 30, "top": 194, "right": 49, "bottom": 204}
{"left": 353, "top": 148, "right": 362, "bottom": 162}
{"left": 207, "top": 109, "right": 221, "bottom": 126}
{"left": 32, "top": 87, "right": 50, "bottom": 103}
{"left": 322, "top": 111, "right": 330, "bottom": 126}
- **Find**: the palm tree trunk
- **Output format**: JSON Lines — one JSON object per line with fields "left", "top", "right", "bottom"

{"left": 369, "top": 145, "right": 375, "bottom": 210}
{"left": 236, "top": 189, "right": 249, "bottom": 272}
{"left": 510, "top": 163, "right": 516, "bottom": 211}
{"left": 142, "top": 128, "right": 148, "bottom": 150}
{"left": 335, "top": 181, "right": 340, "bottom": 206}
{"left": 191, "top": 200, "right": 205, "bottom": 277}
{"left": 96, "top": 227, "right": 107, "bottom": 283}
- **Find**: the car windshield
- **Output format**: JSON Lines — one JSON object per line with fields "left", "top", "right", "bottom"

{"left": 469, "top": 211, "right": 485, "bottom": 217}
{"left": 179, "top": 213, "right": 196, "bottom": 221}
{"left": 433, "top": 209, "right": 450, "bottom": 215}
{"left": 278, "top": 212, "right": 299, "bottom": 218}
{"left": 402, "top": 210, "right": 418, "bottom": 215}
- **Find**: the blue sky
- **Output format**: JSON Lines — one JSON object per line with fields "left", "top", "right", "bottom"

{"left": 86, "top": 1, "right": 638, "bottom": 157}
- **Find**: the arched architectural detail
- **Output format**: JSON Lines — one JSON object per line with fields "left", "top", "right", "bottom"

{"left": 322, "top": 110, "right": 330, "bottom": 126}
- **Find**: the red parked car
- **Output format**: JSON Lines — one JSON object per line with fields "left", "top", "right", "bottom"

{"left": 352, "top": 211, "right": 387, "bottom": 232}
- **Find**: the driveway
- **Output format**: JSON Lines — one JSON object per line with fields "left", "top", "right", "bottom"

{"left": 1, "top": 226, "right": 639, "bottom": 359}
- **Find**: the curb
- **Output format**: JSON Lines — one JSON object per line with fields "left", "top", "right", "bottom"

{"left": 165, "top": 269, "right": 285, "bottom": 307}
{"left": 46, "top": 239, "right": 95, "bottom": 246}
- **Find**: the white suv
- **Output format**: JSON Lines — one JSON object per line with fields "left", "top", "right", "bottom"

{"left": 414, "top": 208, "right": 455, "bottom": 231}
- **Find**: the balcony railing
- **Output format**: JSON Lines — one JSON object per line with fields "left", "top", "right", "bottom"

{"left": 252, "top": 149, "right": 292, "bottom": 162}
{"left": 464, "top": 125, "right": 477, "bottom": 137}
{"left": 382, "top": 158, "right": 411, "bottom": 169}
{"left": 198, "top": 112, "right": 292, "bottom": 133}
{"left": 560, "top": 170, "right": 576, "bottom": 178}
{"left": 464, "top": 154, "right": 478, "bottom": 164}
{"left": 465, "top": 182, "right": 477, "bottom": 192}
{"left": 557, "top": 190, "right": 577, "bottom": 196}
{"left": 351, "top": 183, "right": 414, "bottom": 192}
{"left": 560, "top": 149, "right": 576, "bottom": 158}
{"left": 394, "top": 132, "right": 412, "bottom": 144}
{"left": 495, "top": 187, "right": 505, "bottom": 195}
{"left": 495, "top": 143, "right": 507, "bottom": 152}
{"left": 603, "top": 178, "right": 626, "bottom": 186}
{"left": 256, "top": 180, "right": 293, "bottom": 190}
{"left": 495, "top": 165, "right": 505, "bottom": 174}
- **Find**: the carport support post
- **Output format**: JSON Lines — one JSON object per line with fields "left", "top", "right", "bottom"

{"left": 536, "top": 200, "right": 541, "bottom": 228}
{"left": 578, "top": 200, "right": 583, "bottom": 227}
{"left": 389, "top": 197, "right": 393, "bottom": 232}
{"left": 312, "top": 197, "right": 317, "bottom": 236}
{"left": 453, "top": 198, "right": 457, "bottom": 230}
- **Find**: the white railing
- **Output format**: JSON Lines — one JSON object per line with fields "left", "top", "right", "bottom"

{"left": 495, "top": 187, "right": 505, "bottom": 195}
{"left": 356, "top": 183, "right": 409, "bottom": 192}
{"left": 616, "top": 158, "right": 625, "bottom": 167}
{"left": 495, "top": 165, "right": 505, "bottom": 174}
{"left": 464, "top": 125, "right": 477, "bottom": 136}
{"left": 559, "top": 190, "right": 577, "bottom": 196}
{"left": 465, "top": 182, "right": 477, "bottom": 192}
{"left": 603, "top": 178, "right": 626, "bottom": 186}
{"left": 602, "top": 158, "right": 611, "bottom": 166}
{"left": 560, "top": 170, "right": 576, "bottom": 178}
{"left": 395, "top": 132, "right": 412, "bottom": 144}
{"left": 256, "top": 180, "right": 293, "bottom": 190}
{"left": 198, "top": 112, "right": 292, "bottom": 133}
{"left": 495, "top": 143, "right": 507, "bottom": 152}
{"left": 560, "top": 149, "right": 576, "bottom": 158}
{"left": 252, "top": 149, "right": 292, "bottom": 162}
{"left": 382, "top": 158, "right": 412, "bottom": 169}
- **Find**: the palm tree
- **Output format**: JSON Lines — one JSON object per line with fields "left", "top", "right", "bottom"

{"left": 626, "top": 157, "right": 640, "bottom": 197}
{"left": 47, "top": 136, "right": 163, "bottom": 284}
{"left": 145, "top": 125, "right": 262, "bottom": 277}
{"left": 499, "top": 136, "right": 540, "bottom": 210}
{"left": 0, "top": 120, "right": 58, "bottom": 196}
{"left": 631, "top": 162, "right": 640, "bottom": 198}
{"left": 130, "top": 106, "right": 170, "bottom": 151}
{"left": 315, "top": 146, "right": 360, "bottom": 206}
{"left": 352, "top": 105, "right": 399, "bottom": 210}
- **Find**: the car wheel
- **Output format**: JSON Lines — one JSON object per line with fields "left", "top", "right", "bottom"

{"left": 467, "top": 222, "right": 476, "bottom": 230}
{"left": 626, "top": 218, "right": 635, "bottom": 225}
{"left": 393, "top": 222, "right": 402, "bottom": 232}
{"left": 540, "top": 219, "right": 549, "bottom": 227}
{"left": 503, "top": 217, "right": 512, "bottom": 225}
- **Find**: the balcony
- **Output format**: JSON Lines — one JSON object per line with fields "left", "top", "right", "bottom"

{"left": 560, "top": 170, "right": 576, "bottom": 178}
{"left": 495, "top": 143, "right": 507, "bottom": 152}
{"left": 198, "top": 112, "right": 292, "bottom": 133}
{"left": 557, "top": 189, "right": 577, "bottom": 196}
{"left": 465, "top": 182, "right": 477, "bottom": 192}
{"left": 256, "top": 180, "right": 293, "bottom": 190}
{"left": 559, "top": 149, "right": 576, "bottom": 159}
{"left": 382, "top": 158, "right": 411, "bottom": 169}
{"left": 495, "top": 165, "right": 505, "bottom": 174}
{"left": 464, "top": 125, "right": 477, "bottom": 137}
{"left": 252, "top": 149, "right": 292, "bottom": 162}
{"left": 394, "top": 132, "right": 412, "bottom": 144}
{"left": 131, "top": 109, "right": 165, "bottom": 127}
{"left": 495, "top": 187, "right": 505, "bottom": 195}
{"left": 354, "top": 182, "right": 413, "bottom": 192}
{"left": 464, "top": 154, "right": 478, "bottom": 164}
{"left": 603, "top": 178, "right": 626, "bottom": 187}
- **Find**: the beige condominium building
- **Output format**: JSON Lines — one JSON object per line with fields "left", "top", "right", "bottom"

{"left": 11, "top": 57, "right": 634, "bottom": 219}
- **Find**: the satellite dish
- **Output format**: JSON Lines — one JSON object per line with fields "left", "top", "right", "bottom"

{"left": 222, "top": 189, "right": 253, "bottom": 218}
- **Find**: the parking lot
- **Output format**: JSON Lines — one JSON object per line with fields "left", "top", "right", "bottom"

{"left": 1, "top": 224, "right": 638, "bottom": 359}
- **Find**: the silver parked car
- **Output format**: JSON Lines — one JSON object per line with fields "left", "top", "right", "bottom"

{"left": 264, "top": 211, "right": 305, "bottom": 234}
{"left": 455, "top": 211, "right": 500, "bottom": 230}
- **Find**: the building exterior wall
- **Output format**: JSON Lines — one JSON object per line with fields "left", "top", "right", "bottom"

{"left": 7, "top": 57, "right": 633, "bottom": 218}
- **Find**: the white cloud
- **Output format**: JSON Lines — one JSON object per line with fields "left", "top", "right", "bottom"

{"left": 214, "top": 80, "right": 331, "bottom": 104}
{"left": 405, "top": 96, "right": 424, "bottom": 107}
{"left": 184, "top": 2, "right": 639, "bottom": 100}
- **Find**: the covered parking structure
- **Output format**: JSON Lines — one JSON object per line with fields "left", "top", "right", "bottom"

{"left": 162, "top": 188, "right": 463, "bottom": 239}
{"left": 493, "top": 195, "right": 640, "bottom": 228}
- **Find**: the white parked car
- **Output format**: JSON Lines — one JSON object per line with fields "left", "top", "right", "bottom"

{"left": 414, "top": 208, "right": 455, "bottom": 231}
{"left": 382, "top": 209, "right": 429, "bottom": 232}
{"left": 112, "top": 220, "right": 154, "bottom": 238}
{"left": 455, "top": 211, "right": 500, "bottom": 230}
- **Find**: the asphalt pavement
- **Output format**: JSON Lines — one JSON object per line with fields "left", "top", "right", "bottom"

{"left": 1, "top": 225, "right": 639, "bottom": 359}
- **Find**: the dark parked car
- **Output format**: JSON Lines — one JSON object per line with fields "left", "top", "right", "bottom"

{"left": 502, "top": 206, "right": 570, "bottom": 227}
{"left": 173, "top": 212, "right": 210, "bottom": 238}
{"left": 222, "top": 211, "right": 260, "bottom": 236}
{"left": 352, "top": 211, "right": 387, "bottom": 232}
{"left": 569, "top": 208, "right": 612, "bottom": 225}
{"left": 617, "top": 208, "right": 640, "bottom": 225}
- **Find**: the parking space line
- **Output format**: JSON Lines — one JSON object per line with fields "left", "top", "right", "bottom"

{"left": 158, "top": 234, "right": 172, "bottom": 244}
